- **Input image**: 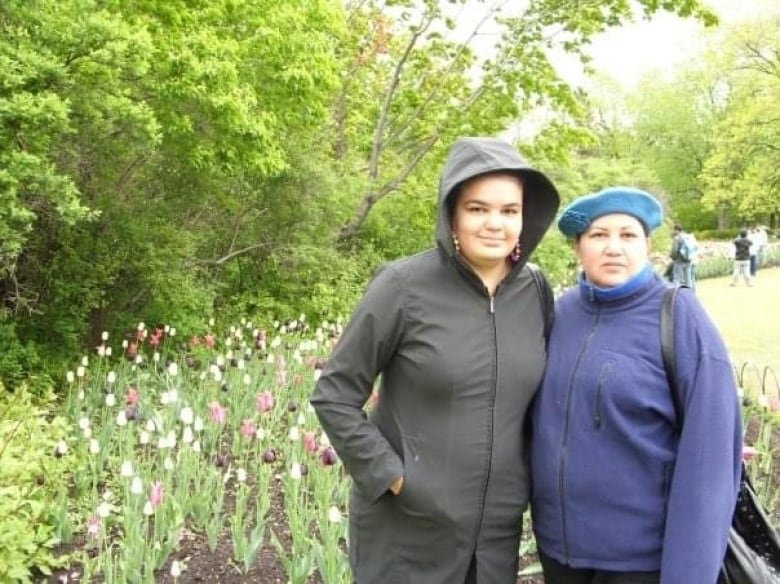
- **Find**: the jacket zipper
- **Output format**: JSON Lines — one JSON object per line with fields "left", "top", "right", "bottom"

{"left": 471, "top": 289, "right": 499, "bottom": 561}
{"left": 559, "top": 308, "right": 601, "bottom": 561}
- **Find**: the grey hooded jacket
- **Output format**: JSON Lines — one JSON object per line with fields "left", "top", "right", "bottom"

{"left": 311, "top": 138, "right": 560, "bottom": 584}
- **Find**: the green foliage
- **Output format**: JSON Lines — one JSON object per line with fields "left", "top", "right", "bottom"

{"left": 701, "top": 17, "right": 780, "bottom": 223}
{"left": 695, "top": 228, "right": 741, "bottom": 240}
{"left": 0, "top": 0, "right": 725, "bottom": 386}
{"left": 0, "top": 385, "right": 73, "bottom": 582}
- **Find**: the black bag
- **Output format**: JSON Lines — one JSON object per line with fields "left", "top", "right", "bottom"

{"left": 662, "top": 287, "right": 780, "bottom": 583}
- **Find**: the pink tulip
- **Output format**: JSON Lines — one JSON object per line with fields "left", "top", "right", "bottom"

{"left": 149, "top": 481, "right": 164, "bottom": 508}
{"left": 208, "top": 401, "right": 227, "bottom": 425}
{"left": 204, "top": 334, "right": 215, "bottom": 349}
{"left": 126, "top": 387, "right": 140, "bottom": 406}
{"left": 86, "top": 515, "right": 101, "bottom": 539}
{"left": 304, "top": 431, "right": 317, "bottom": 454}
{"left": 241, "top": 419, "right": 257, "bottom": 438}
{"left": 256, "top": 392, "right": 274, "bottom": 413}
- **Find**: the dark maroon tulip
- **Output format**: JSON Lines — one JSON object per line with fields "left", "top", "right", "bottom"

{"left": 299, "top": 464, "right": 309, "bottom": 477}
{"left": 287, "top": 401, "right": 299, "bottom": 413}
{"left": 320, "top": 447, "right": 338, "bottom": 466}
{"left": 230, "top": 358, "right": 238, "bottom": 368}
{"left": 313, "top": 358, "right": 327, "bottom": 370}
{"left": 214, "top": 453, "right": 230, "bottom": 467}
{"left": 221, "top": 382, "right": 229, "bottom": 393}
{"left": 125, "top": 406, "right": 140, "bottom": 421}
{"left": 263, "top": 448, "right": 277, "bottom": 463}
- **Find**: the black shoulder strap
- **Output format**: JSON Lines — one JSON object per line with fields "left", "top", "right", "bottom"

{"left": 661, "top": 286, "right": 684, "bottom": 432}
{"left": 527, "top": 262, "right": 554, "bottom": 344}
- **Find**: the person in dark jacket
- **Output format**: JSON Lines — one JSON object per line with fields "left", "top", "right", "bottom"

{"left": 311, "top": 137, "right": 560, "bottom": 584}
{"left": 531, "top": 187, "right": 742, "bottom": 584}
{"left": 731, "top": 229, "right": 753, "bottom": 286}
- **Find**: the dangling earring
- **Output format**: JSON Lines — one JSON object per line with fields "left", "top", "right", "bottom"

{"left": 452, "top": 233, "right": 461, "bottom": 254}
{"left": 510, "top": 240, "right": 522, "bottom": 262}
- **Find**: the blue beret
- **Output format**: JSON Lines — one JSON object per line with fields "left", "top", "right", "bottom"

{"left": 557, "top": 187, "right": 663, "bottom": 237}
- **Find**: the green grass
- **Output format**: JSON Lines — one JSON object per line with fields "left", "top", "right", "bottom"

{"left": 696, "top": 266, "right": 780, "bottom": 391}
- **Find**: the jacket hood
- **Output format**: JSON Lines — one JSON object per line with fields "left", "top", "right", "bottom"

{"left": 435, "top": 137, "right": 560, "bottom": 264}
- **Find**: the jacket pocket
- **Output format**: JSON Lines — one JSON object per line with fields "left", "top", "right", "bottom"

{"left": 593, "top": 362, "right": 614, "bottom": 430}
{"left": 395, "top": 434, "right": 439, "bottom": 520}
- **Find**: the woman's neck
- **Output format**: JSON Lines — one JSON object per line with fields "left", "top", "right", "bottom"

{"left": 464, "top": 259, "right": 511, "bottom": 296}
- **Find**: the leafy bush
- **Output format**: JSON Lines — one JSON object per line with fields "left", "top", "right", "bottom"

{"left": 695, "top": 228, "right": 741, "bottom": 240}
{"left": 0, "top": 385, "right": 74, "bottom": 582}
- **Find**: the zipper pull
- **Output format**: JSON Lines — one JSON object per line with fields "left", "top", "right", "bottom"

{"left": 490, "top": 296, "right": 495, "bottom": 314}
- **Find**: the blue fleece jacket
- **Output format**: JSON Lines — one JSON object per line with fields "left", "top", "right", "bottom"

{"left": 531, "top": 267, "right": 742, "bottom": 583}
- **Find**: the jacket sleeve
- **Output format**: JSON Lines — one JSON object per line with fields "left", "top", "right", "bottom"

{"left": 660, "top": 291, "right": 742, "bottom": 584}
{"left": 669, "top": 236, "right": 680, "bottom": 261}
{"left": 310, "top": 264, "right": 405, "bottom": 503}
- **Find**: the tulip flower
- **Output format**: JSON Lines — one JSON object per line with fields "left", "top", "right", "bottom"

{"left": 149, "top": 481, "right": 164, "bottom": 508}
{"left": 240, "top": 419, "right": 257, "bottom": 438}
{"left": 126, "top": 387, "right": 140, "bottom": 406}
{"left": 120, "top": 461, "right": 134, "bottom": 478}
{"left": 180, "top": 407, "right": 194, "bottom": 426}
{"left": 208, "top": 401, "right": 227, "bottom": 425}
{"left": 86, "top": 515, "right": 101, "bottom": 539}
{"left": 256, "top": 392, "right": 274, "bottom": 413}
{"left": 131, "top": 477, "right": 143, "bottom": 495}
{"left": 327, "top": 506, "right": 342, "bottom": 523}
{"left": 303, "top": 432, "right": 317, "bottom": 454}
{"left": 320, "top": 446, "right": 338, "bottom": 466}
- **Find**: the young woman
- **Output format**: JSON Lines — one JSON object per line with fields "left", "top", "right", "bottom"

{"left": 531, "top": 187, "right": 742, "bottom": 584}
{"left": 311, "top": 137, "right": 560, "bottom": 583}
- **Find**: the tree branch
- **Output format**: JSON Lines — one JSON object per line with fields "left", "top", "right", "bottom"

{"left": 368, "top": 9, "right": 435, "bottom": 180}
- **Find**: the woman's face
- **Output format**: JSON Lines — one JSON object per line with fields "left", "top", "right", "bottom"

{"left": 452, "top": 174, "right": 524, "bottom": 270}
{"left": 575, "top": 213, "right": 650, "bottom": 288}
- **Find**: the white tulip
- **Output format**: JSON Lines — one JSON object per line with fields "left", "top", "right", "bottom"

{"left": 120, "top": 461, "right": 134, "bottom": 477}
{"left": 130, "top": 476, "right": 143, "bottom": 495}
{"left": 180, "top": 407, "right": 193, "bottom": 425}
{"left": 327, "top": 505, "right": 342, "bottom": 523}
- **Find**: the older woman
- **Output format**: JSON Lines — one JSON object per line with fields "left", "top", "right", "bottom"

{"left": 312, "top": 137, "right": 559, "bottom": 583}
{"left": 531, "top": 187, "right": 742, "bottom": 584}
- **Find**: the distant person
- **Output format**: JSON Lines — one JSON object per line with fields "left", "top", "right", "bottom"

{"left": 748, "top": 228, "right": 758, "bottom": 277}
{"left": 532, "top": 187, "right": 742, "bottom": 584}
{"left": 669, "top": 224, "right": 697, "bottom": 291}
{"left": 755, "top": 226, "right": 769, "bottom": 270}
{"left": 312, "top": 137, "right": 560, "bottom": 583}
{"left": 732, "top": 229, "right": 753, "bottom": 287}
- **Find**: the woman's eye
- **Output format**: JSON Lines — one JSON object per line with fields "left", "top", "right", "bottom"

{"left": 503, "top": 208, "right": 520, "bottom": 215}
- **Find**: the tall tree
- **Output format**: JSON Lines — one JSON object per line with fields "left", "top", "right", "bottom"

{"left": 331, "top": 0, "right": 717, "bottom": 242}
